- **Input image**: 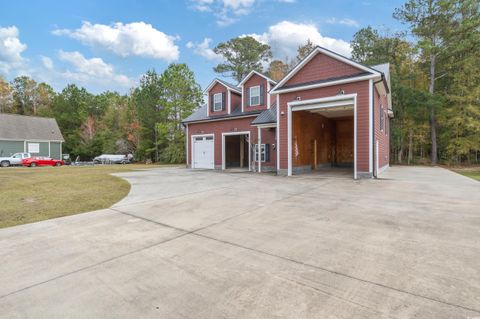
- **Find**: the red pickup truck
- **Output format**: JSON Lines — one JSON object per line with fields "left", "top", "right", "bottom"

{"left": 22, "top": 156, "right": 65, "bottom": 167}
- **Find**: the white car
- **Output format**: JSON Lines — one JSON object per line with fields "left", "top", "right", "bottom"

{"left": 0, "top": 153, "right": 31, "bottom": 167}
{"left": 93, "top": 154, "right": 131, "bottom": 164}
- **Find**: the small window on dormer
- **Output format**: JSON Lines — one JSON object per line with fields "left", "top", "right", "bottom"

{"left": 249, "top": 86, "right": 260, "bottom": 106}
{"left": 213, "top": 93, "right": 223, "bottom": 111}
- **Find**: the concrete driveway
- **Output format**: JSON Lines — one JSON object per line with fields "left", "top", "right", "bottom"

{"left": 1, "top": 166, "right": 479, "bottom": 319}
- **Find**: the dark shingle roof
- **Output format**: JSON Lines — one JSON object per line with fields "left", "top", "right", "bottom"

{"left": 0, "top": 113, "right": 64, "bottom": 141}
{"left": 182, "top": 105, "right": 262, "bottom": 124}
{"left": 216, "top": 78, "right": 241, "bottom": 93}
{"left": 251, "top": 105, "right": 277, "bottom": 125}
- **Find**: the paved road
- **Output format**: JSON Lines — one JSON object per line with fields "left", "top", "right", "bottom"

{"left": 1, "top": 166, "right": 479, "bottom": 318}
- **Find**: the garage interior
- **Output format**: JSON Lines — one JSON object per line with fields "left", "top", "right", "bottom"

{"left": 292, "top": 106, "right": 354, "bottom": 175}
{"left": 225, "top": 134, "right": 249, "bottom": 169}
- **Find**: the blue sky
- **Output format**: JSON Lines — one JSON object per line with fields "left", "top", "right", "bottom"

{"left": 0, "top": 0, "right": 406, "bottom": 94}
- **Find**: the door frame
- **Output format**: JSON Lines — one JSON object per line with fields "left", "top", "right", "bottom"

{"left": 191, "top": 133, "right": 215, "bottom": 169}
{"left": 287, "top": 93, "right": 358, "bottom": 179}
{"left": 221, "top": 131, "right": 251, "bottom": 171}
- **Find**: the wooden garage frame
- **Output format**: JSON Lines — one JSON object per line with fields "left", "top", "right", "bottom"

{"left": 287, "top": 93, "right": 358, "bottom": 179}
{"left": 221, "top": 131, "right": 251, "bottom": 171}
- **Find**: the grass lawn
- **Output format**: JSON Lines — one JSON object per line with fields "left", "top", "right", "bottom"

{"left": 452, "top": 167, "right": 480, "bottom": 181}
{"left": 0, "top": 164, "right": 172, "bottom": 228}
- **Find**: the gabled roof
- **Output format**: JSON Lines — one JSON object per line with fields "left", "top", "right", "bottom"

{"left": 0, "top": 113, "right": 64, "bottom": 141}
{"left": 238, "top": 70, "right": 277, "bottom": 87}
{"left": 204, "top": 78, "right": 241, "bottom": 94}
{"left": 271, "top": 46, "right": 381, "bottom": 93}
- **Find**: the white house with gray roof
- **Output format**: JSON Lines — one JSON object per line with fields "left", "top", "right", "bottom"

{"left": 0, "top": 113, "right": 64, "bottom": 159}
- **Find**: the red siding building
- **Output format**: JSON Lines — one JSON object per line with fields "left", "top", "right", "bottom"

{"left": 183, "top": 46, "right": 393, "bottom": 179}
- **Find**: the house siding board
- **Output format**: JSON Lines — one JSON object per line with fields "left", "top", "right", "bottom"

{"left": 278, "top": 80, "right": 370, "bottom": 173}
{"left": 284, "top": 53, "right": 365, "bottom": 88}
{"left": 26, "top": 141, "right": 49, "bottom": 156}
{"left": 0, "top": 140, "right": 24, "bottom": 157}
{"left": 243, "top": 74, "right": 268, "bottom": 112}
{"left": 257, "top": 127, "right": 276, "bottom": 168}
{"left": 374, "top": 87, "right": 390, "bottom": 169}
{"left": 231, "top": 92, "right": 242, "bottom": 113}
{"left": 209, "top": 83, "right": 229, "bottom": 116}
{"left": 50, "top": 142, "right": 61, "bottom": 159}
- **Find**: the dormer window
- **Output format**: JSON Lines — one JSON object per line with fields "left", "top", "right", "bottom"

{"left": 249, "top": 86, "right": 261, "bottom": 106}
{"left": 213, "top": 93, "right": 223, "bottom": 111}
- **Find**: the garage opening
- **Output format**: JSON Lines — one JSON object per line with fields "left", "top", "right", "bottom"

{"left": 291, "top": 105, "right": 354, "bottom": 176}
{"left": 224, "top": 134, "right": 249, "bottom": 170}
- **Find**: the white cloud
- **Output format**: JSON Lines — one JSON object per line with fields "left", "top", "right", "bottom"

{"left": 325, "top": 17, "right": 360, "bottom": 28}
{"left": 0, "top": 26, "right": 27, "bottom": 75}
{"left": 186, "top": 38, "right": 222, "bottom": 61}
{"left": 248, "top": 21, "right": 352, "bottom": 59}
{"left": 40, "top": 56, "right": 54, "bottom": 70}
{"left": 53, "top": 21, "right": 180, "bottom": 62}
{"left": 276, "top": 0, "right": 295, "bottom": 2}
{"left": 57, "top": 51, "right": 134, "bottom": 88}
{"left": 189, "top": 0, "right": 256, "bottom": 26}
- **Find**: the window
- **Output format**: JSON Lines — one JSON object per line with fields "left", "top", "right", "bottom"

{"left": 255, "top": 144, "right": 266, "bottom": 162}
{"left": 213, "top": 93, "right": 223, "bottom": 111}
{"left": 249, "top": 86, "right": 260, "bottom": 106}
{"left": 380, "top": 105, "right": 385, "bottom": 131}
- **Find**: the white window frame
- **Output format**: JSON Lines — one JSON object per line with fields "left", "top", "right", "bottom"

{"left": 249, "top": 86, "right": 261, "bottom": 106}
{"left": 213, "top": 93, "right": 223, "bottom": 111}
{"left": 255, "top": 143, "right": 266, "bottom": 162}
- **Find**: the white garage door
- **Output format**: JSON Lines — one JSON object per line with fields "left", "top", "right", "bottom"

{"left": 193, "top": 136, "right": 214, "bottom": 169}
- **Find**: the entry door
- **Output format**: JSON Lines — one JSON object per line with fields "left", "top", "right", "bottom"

{"left": 193, "top": 136, "right": 214, "bottom": 169}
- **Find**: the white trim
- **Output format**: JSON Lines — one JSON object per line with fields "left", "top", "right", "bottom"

{"left": 213, "top": 93, "right": 223, "bottom": 111}
{"left": 375, "top": 140, "right": 379, "bottom": 177}
{"left": 206, "top": 94, "right": 210, "bottom": 117}
{"left": 271, "top": 74, "right": 378, "bottom": 94}
{"left": 185, "top": 124, "right": 189, "bottom": 167}
{"left": 241, "top": 86, "right": 244, "bottom": 112}
{"left": 287, "top": 102, "right": 292, "bottom": 176}
{"left": 238, "top": 70, "right": 277, "bottom": 87}
{"left": 249, "top": 85, "right": 261, "bottom": 106}
{"left": 287, "top": 94, "right": 358, "bottom": 179}
{"left": 48, "top": 141, "right": 51, "bottom": 157}
{"left": 0, "top": 137, "right": 64, "bottom": 142}
{"left": 221, "top": 131, "right": 251, "bottom": 171}
{"left": 252, "top": 123, "right": 276, "bottom": 128}
{"left": 257, "top": 127, "right": 262, "bottom": 172}
{"left": 24, "top": 140, "right": 27, "bottom": 153}
{"left": 290, "top": 99, "right": 354, "bottom": 112}
{"left": 354, "top": 95, "right": 357, "bottom": 180}
{"left": 227, "top": 91, "right": 231, "bottom": 114}
{"left": 369, "top": 79, "right": 373, "bottom": 173}
{"left": 267, "top": 82, "right": 271, "bottom": 109}
{"left": 271, "top": 46, "right": 381, "bottom": 93}
{"left": 288, "top": 93, "right": 357, "bottom": 108}
{"left": 276, "top": 94, "right": 280, "bottom": 172}
{"left": 191, "top": 133, "right": 215, "bottom": 169}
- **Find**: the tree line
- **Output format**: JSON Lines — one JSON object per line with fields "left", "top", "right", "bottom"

{"left": 0, "top": 0, "right": 478, "bottom": 165}
{"left": 0, "top": 64, "right": 203, "bottom": 162}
